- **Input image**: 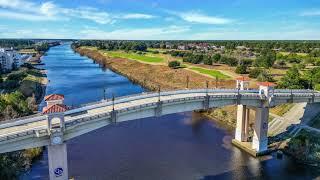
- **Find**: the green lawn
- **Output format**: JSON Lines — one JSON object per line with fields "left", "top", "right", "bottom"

{"left": 105, "top": 51, "right": 164, "bottom": 63}
{"left": 270, "top": 103, "right": 295, "bottom": 116}
{"left": 189, "top": 67, "right": 230, "bottom": 79}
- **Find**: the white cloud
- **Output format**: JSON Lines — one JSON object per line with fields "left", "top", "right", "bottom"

{"left": 0, "top": 0, "right": 156, "bottom": 24}
{"left": 0, "top": 10, "right": 57, "bottom": 21}
{"left": 169, "top": 11, "right": 233, "bottom": 25}
{"left": 120, "top": 13, "right": 156, "bottom": 19}
{"left": 0, "top": 0, "right": 34, "bottom": 10}
{"left": 39, "top": 1, "right": 57, "bottom": 17}
{"left": 79, "top": 26, "right": 190, "bottom": 40}
{"left": 64, "top": 8, "right": 114, "bottom": 24}
{"left": 300, "top": 10, "right": 320, "bottom": 16}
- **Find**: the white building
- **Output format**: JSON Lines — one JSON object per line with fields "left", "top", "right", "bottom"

{"left": 0, "top": 48, "right": 23, "bottom": 72}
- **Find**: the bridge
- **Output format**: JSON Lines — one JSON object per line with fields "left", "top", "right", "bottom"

{"left": 1, "top": 78, "right": 320, "bottom": 179}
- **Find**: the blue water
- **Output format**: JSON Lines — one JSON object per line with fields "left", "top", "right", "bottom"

{"left": 21, "top": 44, "right": 320, "bottom": 180}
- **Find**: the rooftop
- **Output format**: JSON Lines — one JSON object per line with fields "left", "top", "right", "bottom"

{"left": 45, "top": 94, "right": 64, "bottom": 101}
{"left": 42, "top": 104, "right": 68, "bottom": 114}
{"left": 257, "top": 82, "right": 276, "bottom": 87}
{"left": 236, "top": 76, "right": 250, "bottom": 81}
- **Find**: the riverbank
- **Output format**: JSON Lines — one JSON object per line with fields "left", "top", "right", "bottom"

{"left": 0, "top": 57, "right": 48, "bottom": 178}
{"left": 74, "top": 46, "right": 240, "bottom": 125}
{"left": 284, "top": 129, "right": 320, "bottom": 167}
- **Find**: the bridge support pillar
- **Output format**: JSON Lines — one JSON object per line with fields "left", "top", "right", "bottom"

{"left": 252, "top": 107, "right": 269, "bottom": 153}
{"left": 48, "top": 132, "right": 68, "bottom": 180}
{"left": 203, "top": 95, "right": 210, "bottom": 110}
{"left": 235, "top": 105, "right": 249, "bottom": 142}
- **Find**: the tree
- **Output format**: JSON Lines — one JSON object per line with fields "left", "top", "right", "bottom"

{"left": 203, "top": 56, "right": 212, "bottom": 65}
{"left": 0, "top": 76, "right": 2, "bottom": 84}
{"left": 278, "top": 66, "right": 307, "bottom": 89}
{"left": 249, "top": 68, "right": 263, "bottom": 78}
{"left": 257, "top": 70, "right": 274, "bottom": 82}
{"left": 304, "top": 67, "right": 320, "bottom": 89}
{"left": 168, "top": 61, "right": 181, "bottom": 69}
{"left": 191, "top": 54, "right": 203, "bottom": 64}
{"left": 212, "top": 53, "right": 221, "bottom": 62}
{"left": 220, "top": 56, "right": 238, "bottom": 66}
{"left": 240, "top": 59, "right": 253, "bottom": 66}
{"left": 255, "top": 49, "right": 276, "bottom": 68}
{"left": 235, "top": 65, "right": 248, "bottom": 74}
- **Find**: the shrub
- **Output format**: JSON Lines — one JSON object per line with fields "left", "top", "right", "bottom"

{"left": 257, "top": 70, "right": 274, "bottom": 82}
{"left": 249, "top": 68, "right": 263, "bottom": 78}
{"left": 203, "top": 56, "right": 212, "bottom": 65}
{"left": 168, "top": 61, "right": 181, "bottom": 69}
{"left": 7, "top": 72, "right": 27, "bottom": 81}
{"left": 212, "top": 53, "right": 221, "bottom": 62}
{"left": 235, "top": 65, "right": 248, "bottom": 74}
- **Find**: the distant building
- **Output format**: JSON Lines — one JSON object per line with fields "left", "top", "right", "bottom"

{"left": 165, "top": 44, "right": 173, "bottom": 49}
{"left": 0, "top": 47, "right": 23, "bottom": 72}
{"left": 177, "top": 45, "right": 186, "bottom": 50}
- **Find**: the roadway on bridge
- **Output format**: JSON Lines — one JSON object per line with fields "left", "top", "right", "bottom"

{"left": 0, "top": 91, "right": 243, "bottom": 139}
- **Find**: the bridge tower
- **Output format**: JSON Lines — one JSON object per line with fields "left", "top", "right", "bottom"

{"left": 235, "top": 77, "right": 250, "bottom": 142}
{"left": 42, "top": 94, "right": 69, "bottom": 180}
{"left": 252, "top": 82, "right": 275, "bottom": 152}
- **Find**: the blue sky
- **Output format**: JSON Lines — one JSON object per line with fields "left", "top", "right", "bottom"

{"left": 0, "top": 0, "right": 320, "bottom": 40}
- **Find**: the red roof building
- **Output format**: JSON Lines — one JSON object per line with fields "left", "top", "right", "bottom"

{"left": 42, "top": 104, "right": 68, "bottom": 114}
{"left": 236, "top": 76, "right": 250, "bottom": 81}
{"left": 44, "top": 94, "right": 64, "bottom": 101}
{"left": 257, "top": 82, "right": 276, "bottom": 87}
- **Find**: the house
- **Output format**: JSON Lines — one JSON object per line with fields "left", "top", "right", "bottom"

{"left": 177, "top": 45, "right": 186, "bottom": 50}
{"left": 0, "top": 47, "right": 23, "bottom": 72}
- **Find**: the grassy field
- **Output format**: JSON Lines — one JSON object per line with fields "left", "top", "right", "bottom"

{"left": 19, "top": 49, "right": 38, "bottom": 54}
{"left": 270, "top": 103, "right": 295, "bottom": 116}
{"left": 278, "top": 51, "right": 308, "bottom": 56}
{"left": 104, "top": 51, "right": 164, "bottom": 63}
{"left": 189, "top": 67, "right": 230, "bottom": 79}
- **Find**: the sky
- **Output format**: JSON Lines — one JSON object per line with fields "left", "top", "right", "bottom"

{"left": 1, "top": 0, "right": 320, "bottom": 40}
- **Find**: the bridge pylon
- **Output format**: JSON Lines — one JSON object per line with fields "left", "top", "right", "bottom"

{"left": 43, "top": 94, "right": 69, "bottom": 180}
{"left": 233, "top": 78, "right": 273, "bottom": 156}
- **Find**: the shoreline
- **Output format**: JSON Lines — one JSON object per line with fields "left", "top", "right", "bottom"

{"left": 73, "top": 46, "right": 239, "bottom": 127}
{"left": 72, "top": 46, "right": 320, "bottom": 166}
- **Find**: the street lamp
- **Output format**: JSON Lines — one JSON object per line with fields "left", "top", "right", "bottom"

{"left": 112, "top": 93, "right": 115, "bottom": 111}
{"left": 206, "top": 80, "right": 209, "bottom": 96}
{"left": 186, "top": 76, "right": 189, "bottom": 89}
{"left": 158, "top": 85, "right": 161, "bottom": 102}
{"left": 103, "top": 87, "right": 107, "bottom": 100}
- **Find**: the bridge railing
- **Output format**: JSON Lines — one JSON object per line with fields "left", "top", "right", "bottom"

{"left": 0, "top": 114, "right": 46, "bottom": 129}
{"left": 65, "top": 92, "right": 264, "bottom": 128}
{"left": 65, "top": 89, "right": 260, "bottom": 116}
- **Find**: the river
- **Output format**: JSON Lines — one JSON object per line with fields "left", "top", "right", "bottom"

{"left": 21, "top": 44, "right": 320, "bottom": 180}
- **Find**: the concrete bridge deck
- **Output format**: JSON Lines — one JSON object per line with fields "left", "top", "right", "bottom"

{"left": 0, "top": 88, "right": 319, "bottom": 149}
{"left": 0, "top": 86, "right": 319, "bottom": 179}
